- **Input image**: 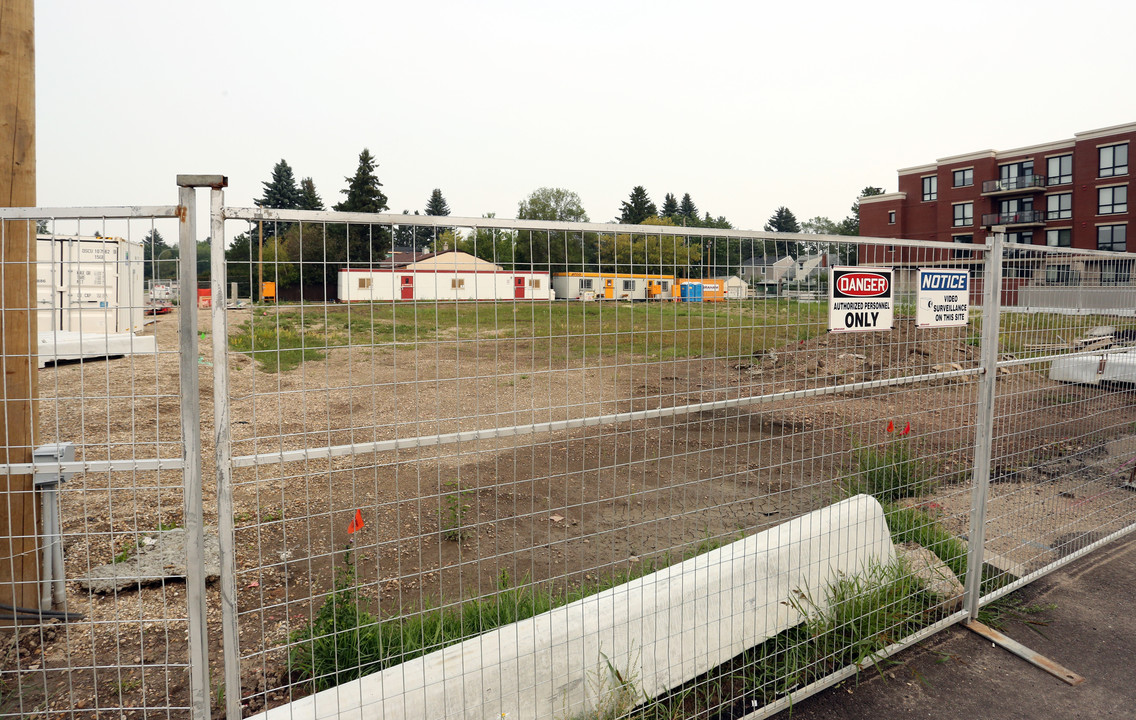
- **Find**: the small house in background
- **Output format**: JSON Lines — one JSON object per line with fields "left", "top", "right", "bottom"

{"left": 738, "top": 255, "right": 794, "bottom": 296}
{"left": 712, "top": 276, "right": 749, "bottom": 299}
{"left": 791, "top": 253, "right": 829, "bottom": 281}
{"left": 337, "top": 251, "right": 551, "bottom": 302}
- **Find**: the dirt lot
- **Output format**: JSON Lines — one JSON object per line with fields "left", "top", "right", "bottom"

{"left": 7, "top": 304, "right": 1136, "bottom": 718}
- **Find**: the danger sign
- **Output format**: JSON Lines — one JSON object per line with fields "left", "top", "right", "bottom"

{"left": 828, "top": 266, "right": 893, "bottom": 332}
{"left": 916, "top": 269, "right": 969, "bottom": 328}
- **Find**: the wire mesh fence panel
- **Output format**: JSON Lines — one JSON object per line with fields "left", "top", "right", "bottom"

{"left": 979, "top": 242, "right": 1136, "bottom": 602}
{"left": 0, "top": 208, "right": 204, "bottom": 718}
{"left": 214, "top": 209, "right": 989, "bottom": 719}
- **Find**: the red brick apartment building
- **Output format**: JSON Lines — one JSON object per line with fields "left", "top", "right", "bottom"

{"left": 860, "top": 122, "right": 1131, "bottom": 257}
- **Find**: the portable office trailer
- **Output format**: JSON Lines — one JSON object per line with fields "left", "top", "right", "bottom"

{"left": 36, "top": 235, "right": 145, "bottom": 334}
{"left": 552, "top": 272, "right": 677, "bottom": 301}
{"left": 338, "top": 252, "right": 551, "bottom": 302}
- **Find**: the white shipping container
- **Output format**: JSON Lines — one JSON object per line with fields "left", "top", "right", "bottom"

{"left": 36, "top": 235, "right": 145, "bottom": 334}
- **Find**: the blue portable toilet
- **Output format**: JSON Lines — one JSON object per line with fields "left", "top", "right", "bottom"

{"left": 680, "top": 282, "right": 703, "bottom": 302}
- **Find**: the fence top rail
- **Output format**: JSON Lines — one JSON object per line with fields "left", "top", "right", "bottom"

{"left": 0, "top": 205, "right": 182, "bottom": 220}
{"left": 223, "top": 205, "right": 977, "bottom": 251}
{"left": 1003, "top": 240, "right": 1136, "bottom": 260}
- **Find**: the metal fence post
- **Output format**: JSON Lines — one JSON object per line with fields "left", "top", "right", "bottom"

{"left": 963, "top": 227, "right": 1005, "bottom": 620}
{"left": 209, "top": 182, "right": 243, "bottom": 720}
{"left": 177, "top": 176, "right": 213, "bottom": 719}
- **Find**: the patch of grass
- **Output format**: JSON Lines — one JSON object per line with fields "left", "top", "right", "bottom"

{"left": 112, "top": 539, "right": 137, "bottom": 564}
{"left": 157, "top": 521, "right": 180, "bottom": 531}
{"left": 977, "top": 593, "right": 1055, "bottom": 633}
{"left": 230, "top": 300, "right": 830, "bottom": 373}
{"left": 290, "top": 536, "right": 732, "bottom": 693}
{"left": 628, "top": 559, "right": 947, "bottom": 718}
{"left": 439, "top": 482, "right": 473, "bottom": 542}
{"left": 845, "top": 439, "right": 934, "bottom": 503}
{"left": 881, "top": 502, "right": 968, "bottom": 580}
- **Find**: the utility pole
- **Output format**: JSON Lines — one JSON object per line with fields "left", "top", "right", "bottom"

{"left": 0, "top": 0, "right": 40, "bottom": 614}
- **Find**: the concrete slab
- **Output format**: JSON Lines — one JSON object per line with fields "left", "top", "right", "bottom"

{"left": 256, "top": 495, "right": 895, "bottom": 720}
{"left": 38, "top": 331, "right": 157, "bottom": 367}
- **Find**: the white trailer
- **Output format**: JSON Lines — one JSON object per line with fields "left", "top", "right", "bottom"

{"left": 35, "top": 235, "right": 155, "bottom": 367}
{"left": 338, "top": 251, "right": 551, "bottom": 302}
{"left": 36, "top": 235, "right": 145, "bottom": 334}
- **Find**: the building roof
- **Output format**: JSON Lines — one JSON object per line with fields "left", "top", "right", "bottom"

{"left": 403, "top": 251, "right": 502, "bottom": 272}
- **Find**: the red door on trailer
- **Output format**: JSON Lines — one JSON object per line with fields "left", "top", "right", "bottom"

{"left": 514, "top": 276, "right": 525, "bottom": 299}
{"left": 401, "top": 275, "right": 413, "bottom": 300}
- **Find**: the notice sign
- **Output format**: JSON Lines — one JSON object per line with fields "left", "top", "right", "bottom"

{"left": 828, "top": 267, "right": 893, "bottom": 332}
{"left": 916, "top": 269, "right": 969, "bottom": 328}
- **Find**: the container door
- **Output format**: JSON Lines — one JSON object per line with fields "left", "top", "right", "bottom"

{"left": 514, "top": 276, "right": 525, "bottom": 299}
{"left": 401, "top": 275, "right": 414, "bottom": 300}
{"left": 604, "top": 279, "right": 613, "bottom": 299}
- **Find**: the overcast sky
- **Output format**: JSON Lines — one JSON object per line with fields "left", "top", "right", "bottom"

{"left": 35, "top": 0, "right": 1136, "bottom": 234}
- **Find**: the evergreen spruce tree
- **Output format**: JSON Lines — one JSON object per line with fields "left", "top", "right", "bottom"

{"left": 425, "top": 189, "right": 451, "bottom": 217}
{"left": 618, "top": 186, "right": 657, "bottom": 224}
{"left": 764, "top": 206, "right": 801, "bottom": 234}
{"left": 298, "top": 177, "right": 324, "bottom": 211}
{"left": 334, "top": 149, "right": 389, "bottom": 214}
{"left": 256, "top": 159, "right": 302, "bottom": 209}
{"left": 325, "top": 149, "right": 392, "bottom": 281}
{"left": 678, "top": 193, "right": 698, "bottom": 222}
{"left": 660, "top": 193, "right": 679, "bottom": 218}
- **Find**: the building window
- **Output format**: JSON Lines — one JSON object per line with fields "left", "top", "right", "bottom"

{"left": 1100, "top": 144, "right": 1129, "bottom": 178}
{"left": 1000, "top": 160, "right": 1034, "bottom": 180}
{"left": 952, "top": 234, "right": 973, "bottom": 259}
{"left": 953, "top": 168, "right": 973, "bottom": 187}
{"left": 528, "top": 278, "right": 541, "bottom": 288}
{"left": 451, "top": 278, "right": 465, "bottom": 289}
{"left": 579, "top": 278, "right": 593, "bottom": 290}
{"left": 1047, "top": 154, "right": 1072, "bottom": 185}
{"left": 888, "top": 211, "right": 896, "bottom": 224}
{"left": 1098, "top": 224, "right": 1127, "bottom": 252}
{"left": 953, "top": 202, "right": 973, "bottom": 227}
{"left": 622, "top": 279, "right": 634, "bottom": 291}
{"left": 999, "top": 197, "right": 1033, "bottom": 214}
{"left": 659, "top": 281, "right": 669, "bottom": 291}
{"left": 1046, "top": 193, "right": 1072, "bottom": 220}
{"left": 1006, "top": 231, "right": 1033, "bottom": 245}
{"left": 922, "top": 176, "right": 937, "bottom": 201}
{"left": 1046, "top": 229, "right": 1071, "bottom": 247}
{"left": 358, "top": 277, "right": 372, "bottom": 289}
{"left": 1045, "top": 265, "right": 1078, "bottom": 285}
{"left": 1101, "top": 261, "right": 1132, "bottom": 285}
{"left": 1099, "top": 186, "right": 1128, "bottom": 215}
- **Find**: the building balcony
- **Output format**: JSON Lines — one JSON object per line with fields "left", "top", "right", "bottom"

{"left": 982, "top": 209, "right": 1047, "bottom": 228}
{"left": 981, "top": 175, "right": 1046, "bottom": 196}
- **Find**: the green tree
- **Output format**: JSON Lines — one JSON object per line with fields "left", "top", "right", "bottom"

{"left": 619, "top": 186, "right": 657, "bottom": 225}
{"left": 802, "top": 216, "right": 841, "bottom": 235}
{"left": 395, "top": 210, "right": 432, "bottom": 251}
{"left": 225, "top": 232, "right": 254, "bottom": 298}
{"left": 515, "top": 187, "right": 591, "bottom": 273}
{"left": 324, "top": 148, "right": 392, "bottom": 282}
{"left": 256, "top": 160, "right": 302, "bottom": 209}
{"left": 425, "top": 189, "right": 450, "bottom": 217}
{"left": 142, "top": 228, "right": 172, "bottom": 281}
{"left": 334, "top": 149, "right": 389, "bottom": 214}
{"left": 262, "top": 236, "right": 299, "bottom": 288}
{"left": 598, "top": 216, "right": 701, "bottom": 277}
{"left": 660, "top": 193, "right": 679, "bottom": 219}
{"left": 765, "top": 206, "right": 801, "bottom": 257}
{"left": 298, "top": 177, "right": 324, "bottom": 211}
{"left": 678, "top": 193, "right": 698, "bottom": 222}
{"left": 839, "top": 186, "right": 886, "bottom": 236}
{"left": 457, "top": 214, "right": 518, "bottom": 267}
{"left": 517, "top": 187, "right": 589, "bottom": 223}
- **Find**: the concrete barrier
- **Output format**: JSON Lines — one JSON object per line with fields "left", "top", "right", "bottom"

{"left": 257, "top": 494, "right": 895, "bottom": 720}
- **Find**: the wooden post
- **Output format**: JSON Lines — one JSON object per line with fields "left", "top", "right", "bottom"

{"left": 0, "top": 0, "right": 40, "bottom": 613}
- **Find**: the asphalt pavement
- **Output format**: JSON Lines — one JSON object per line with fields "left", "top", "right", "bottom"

{"left": 777, "top": 533, "right": 1136, "bottom": 720}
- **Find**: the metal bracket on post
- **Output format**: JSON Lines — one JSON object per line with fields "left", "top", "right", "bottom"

{"left": 175, "top": 174, "right": 226, "bottom": 720}
{"left": 33, "top": 443, "right": 74, "bottom": 611}
{"left": 963, "top": 226, "right": 1005, "bottom": 620}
